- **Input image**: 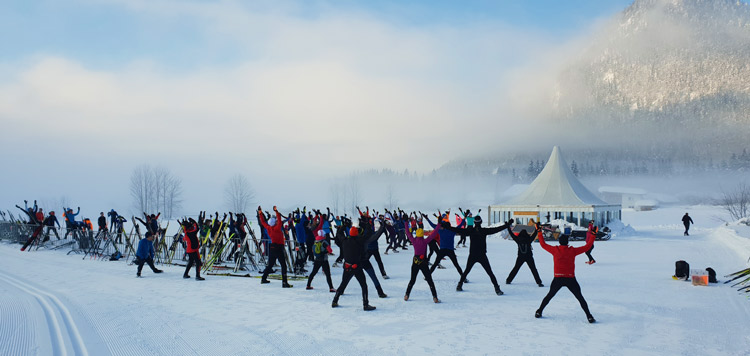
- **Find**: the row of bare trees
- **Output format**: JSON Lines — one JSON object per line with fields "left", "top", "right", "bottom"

{"left": 130, "top": 165, "right": 255, "bottom": 218}
{"left": 130, "top": 165, "right": 184, "bottom": 219}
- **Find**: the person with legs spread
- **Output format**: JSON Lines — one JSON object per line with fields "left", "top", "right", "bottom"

{"left": 441, "top": 213, "right": 511, "bottom": 295}
{"left": 332, "top": 217, "right": 383, "bottom": 311}
{"left": 425, "top": 213, "right": 466, "bottom": 280}
{"left": 307, "top": 230, "right": 336, "bottom": 292}
{"left": 404, "top": 221, "right": 441, "bottom": 303}
{"left": 258, "top": 206, "right": 292, "bottom": 288}
{"left": 505, "top": 219, "right": 543, "bottom": 287}
{"left": 535, "top": 221, "right": 596, "bottom": 323}
{"left": 135, "top": 231, "right": 163, "bottom": 277}
{"left": 181, "top": 218, "right": 204, "bottom": 280}
{"left": 44, "top": 211, "right": 61, "bottom": 240}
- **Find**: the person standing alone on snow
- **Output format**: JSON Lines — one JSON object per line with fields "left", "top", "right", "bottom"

{"left": 682, "top": 213, "right": 694, "bottom": 236}
{"left": 535, "top": 222, "right": 596, "bottom": 323}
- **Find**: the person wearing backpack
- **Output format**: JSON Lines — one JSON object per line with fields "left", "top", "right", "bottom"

{"left": 307, "top": 230, "right": 336, "bottom": 292}
{"left": 135, "top": 231, "right": 163, "bottom": 277}
{"left": 535, "top": 222, "right": 596, "bottom": 323}
{"left": 505, "top": 219, "right": 544, "bottom": 287}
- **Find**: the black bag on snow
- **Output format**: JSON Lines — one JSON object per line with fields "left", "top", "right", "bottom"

{"left": 706, "top": 267, "right": 717, "bottom": 283}
{"left": 674, "top": 260, "right": 690, "bottom": 280}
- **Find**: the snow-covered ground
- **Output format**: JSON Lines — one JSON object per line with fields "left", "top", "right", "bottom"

{"left": 2, "top": 205, "right": 749, "bottom": 356}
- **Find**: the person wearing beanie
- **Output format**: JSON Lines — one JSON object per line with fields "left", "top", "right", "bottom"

{"left": 424, "top": 212, "right": 466, "bottom": 279}
{"left": 404, "top": 221, "right": 441, "bottom": 303}
{"left": 181, "top": 217, "right": 204, "bottom": 280}
{"left": 332, "top": 216, "right": 385, "bottom": 311}
{"left": 441, "top": 214, "right": 511, "bottom": 295}
{"left": 135, "top": 231, "right": 163, "bottom": 277}
{"left": 258, "top": 206, "right": 293, "bottom": 288}
{"left": 535, "top": 222, "right": 596, "bottom": 323}
{"left": 505, "top": 219, "right": 544, "bottom": 287}
{"left": 307, "top": 230, "right": 336, "bottom": 292}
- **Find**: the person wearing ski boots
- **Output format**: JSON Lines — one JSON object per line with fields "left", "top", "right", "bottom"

{"left": 535, "top": 222, "right": 596, "bottom": 323}
{"left": 441, "top": 215, "right": 511, "bottom": 295}
{"left": 135, "top": 231, "right": 163, "bottom": 277}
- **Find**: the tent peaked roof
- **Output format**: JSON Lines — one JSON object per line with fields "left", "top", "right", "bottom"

{"left": 506, "top": 146, "right": 608, "bottom": 206}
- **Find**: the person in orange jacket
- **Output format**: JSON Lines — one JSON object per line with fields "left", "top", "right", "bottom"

{"left": 535, "top": 221, "right": 596, "bottom": 323}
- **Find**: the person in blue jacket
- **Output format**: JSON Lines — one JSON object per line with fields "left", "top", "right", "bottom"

{"left": 425, "top": 212, "right": 466, "bottom": 279}
{"left": 135, "top": 231, "right": 163, "bottom": 277}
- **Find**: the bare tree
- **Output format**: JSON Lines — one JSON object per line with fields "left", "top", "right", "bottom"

{"left": 348, "top": 174, "right": 361, "bottom": 216}
{"left": 329, "top": 182, "right": 342, "bottom": 215}
{"left": 385, "top": 184, "right": 398, "bottom": 211}
{"left": 720, "top": 183, "right": 750, "bottom": 221}
{"left": 130, "top": 164, "right": 154, "bottom": 214}
{"left": 130, "top": 164, "right": 183, "bottom": 219}
{"left": 224, "top": 174, "right": 255, "bottom": 213}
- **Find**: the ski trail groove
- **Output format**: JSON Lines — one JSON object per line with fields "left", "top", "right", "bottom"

{"left": 0, "top": 291, "right": 35, "bottom": 356}
{"left": 0, "top": 273, "right": 90, "bottom": 356}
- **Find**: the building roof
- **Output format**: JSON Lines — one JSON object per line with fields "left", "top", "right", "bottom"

{"left": 598, "top": 186, "right": 647, "bottom": 195}
{"left": 504, "top": 146, "right": 609, "bottom": 206}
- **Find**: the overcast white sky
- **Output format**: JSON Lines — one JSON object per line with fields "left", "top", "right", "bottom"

{"left": 0, "top": 0, "right": 638, "bottom": 214}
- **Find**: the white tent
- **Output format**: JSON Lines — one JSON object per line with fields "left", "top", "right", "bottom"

{"left": 488, "top": 146, "right": 621, "bottom": 227}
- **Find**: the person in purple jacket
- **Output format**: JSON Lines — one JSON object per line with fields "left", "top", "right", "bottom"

{"left": 403, "top": 221, "right": 441, "bottom": 303}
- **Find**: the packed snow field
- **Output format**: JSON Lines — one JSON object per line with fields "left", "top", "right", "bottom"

{"left": 2, "top": 205, "right": 749, "bottom": 356}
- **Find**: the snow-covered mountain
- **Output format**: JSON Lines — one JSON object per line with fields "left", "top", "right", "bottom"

{"left": 554, "top": 0, "right": 750, "bottom": 135}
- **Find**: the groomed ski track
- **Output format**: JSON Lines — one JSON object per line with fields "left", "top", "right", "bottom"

{"left": 0, "top": 206, "right": 749, "bottom": 355}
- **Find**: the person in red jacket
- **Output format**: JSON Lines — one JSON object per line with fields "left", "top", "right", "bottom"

{"left": 258, "top": 206, "right": 292, "bottom": 288}
{"left": 181, "top": 218, "right": 204, "bottom": 280}
{"left": 535, "top": 221, "right": 596, "bottom": 323}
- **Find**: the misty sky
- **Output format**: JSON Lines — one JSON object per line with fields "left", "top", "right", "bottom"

{"left": 0, "top": 0, "right": 637, "bottom": 214}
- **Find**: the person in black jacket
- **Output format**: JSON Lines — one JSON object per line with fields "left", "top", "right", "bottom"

{"left": 331, "top": 216, "right": 384, "bottom": 311}
{"left": 682, "top": 213, "right": 694, "bottom": 236}
{"left": 505, "top": 219, "right": 543, "bottom": 287}
{"left": 43, "top": 211, "right": 61, "bottom": 240}
{"left": 97, "top": 212, "right": 107, "bottom": 233}
{"left": 442, "top": 215, "right": 512, "bottom": 295}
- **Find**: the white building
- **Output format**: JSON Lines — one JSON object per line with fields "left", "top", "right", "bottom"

{"left": 488, "top": 146, "right": 622, "bottom": 227}
{"left": 598, "top": 186, "right": 648, "bottom": 209}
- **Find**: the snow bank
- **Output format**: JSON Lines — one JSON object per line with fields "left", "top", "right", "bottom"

{"left": 711, "top": 218, "right": 750, "bottom": 264}
{"left": 605, "top": 220, "right": 637, "bottom": 237}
